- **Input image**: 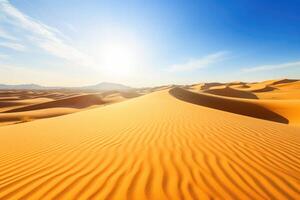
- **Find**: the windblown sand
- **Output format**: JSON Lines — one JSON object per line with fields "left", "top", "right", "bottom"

{"left": 0, "top": 84, "right": 299, "bottom": 199}
{"left": 0, "top": 90, "right": 140, "bottom": 126}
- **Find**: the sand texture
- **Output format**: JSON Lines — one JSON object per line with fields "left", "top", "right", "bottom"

{"left": 0, "top": 90, "right": 139, "bottom": 126}
{"left": 0, "top": 84, "right": 299, "bottom": 199}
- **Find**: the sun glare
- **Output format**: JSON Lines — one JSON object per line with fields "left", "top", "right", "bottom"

{"left": 99, "top": 41, "right": 140, "bottom": 79}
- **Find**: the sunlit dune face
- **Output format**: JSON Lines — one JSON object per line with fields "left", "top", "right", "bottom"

{"left": 99, "top": 41, "right": 140, "bottom": 79}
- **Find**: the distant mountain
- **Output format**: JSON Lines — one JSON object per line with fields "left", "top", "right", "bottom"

{"left": 81, "top": 82, "right": 133, "bottom": 91}
{"left": 0, "top": 82, "right": 133, "bottom": 91}
{"left": 0, "top": 84, "right": 47, "bottom": 90}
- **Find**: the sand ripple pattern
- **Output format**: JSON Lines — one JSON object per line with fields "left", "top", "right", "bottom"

{"left": 0, "top": 89, "right": 299, "bottom": 199}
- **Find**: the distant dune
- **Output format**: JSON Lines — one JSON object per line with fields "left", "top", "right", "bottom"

{"left": 204, "top": 86, "right": 258, "bottom": 99}
{"left": 170, "top": 87, "right": 288, "bottom": 123}
{"left": 0, "top": 90, "right": 141, "bottom": 126}
{"left": 0, "top": 80, "right": 299, "bottom": 199}
{"left": 0, "top": 108, "right": 78, "bottom": 125}
{"left": 275, "top": 80, "right": 300, "bottom": 89}
{"left": 4, "top": 94, "right": 105, "bottom": 113}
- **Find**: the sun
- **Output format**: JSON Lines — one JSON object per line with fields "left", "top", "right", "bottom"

{"left": 99, "top": 41, "right": 140, "bottom": 79}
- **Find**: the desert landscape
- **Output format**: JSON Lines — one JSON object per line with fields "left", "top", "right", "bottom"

{"left": 0, "top": 83, "right": 141, "bottom": 126}
{"left": 1, "top": 0, "right": 300, "bottom": 199}
{"left": 0, "top": 79, "right": 299, "bottom": 199}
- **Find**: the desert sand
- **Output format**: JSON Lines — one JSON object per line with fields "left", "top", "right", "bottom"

{"left": 0, "top": 90, "right": 140, "bottom": 126}
{"left": 0, "top": 79, "right": 299, "bottom": 199}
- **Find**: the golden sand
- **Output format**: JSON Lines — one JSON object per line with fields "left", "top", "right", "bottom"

{"left": 0, "top": 85, "right": 299, "bottom": 199}
{"left": 0, "top": 91, "right": 139, "bottom": 126}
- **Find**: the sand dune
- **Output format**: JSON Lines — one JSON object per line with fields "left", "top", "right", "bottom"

{"left": 0, "top": 88, "right": 299, "bottom": 199}
{"left": 231, "top": 84, "right": 250, "bottom": 89}
{"left": 171, "top": 88, "right": 288, "bottom": 123}
{"left": 254, "top": 89, "right": 300, "bottom": 100}
{"left": 0, "top": 101, "right": 27, "bottom": 108}
{"left": 188, "top": 87, "right": 300, "bottom": 125}
{"left": 0, "top": 108, "right": 78, "bottom": 125}
{"left": 197, "top": 79, "right": 300, "bottom": 100}
{"left": 274, "top": 80, "right": 300, "bottom": 90}
{"left": 0, "top": 90, "right": 143, "bottom": 126}
{"left": 204, "top": 86, "right": 258, "bottom": 99}
{"left": 0, "top": 98, "right": 52, "bottom": 109}
{"left": 188, "top": 83, "right": 204, "bottom": 91}
{"left": 35, "top": 93, "right": 78, "bottom": 100}
{"left": 268, "top": 79, "right": 299, "bottom": 86}
{"left": 0, "top": 94, "right": 105, "bottom": 125}
{"left": 251, "top": 86, "right": 276, "bottom": 93}
{"left": 4, "top": 94, "right": 105, "bottom": 113}
{"left": 233, "top": 83, "right": 274, "bottom": 93}
{"left": 252, "top": 80, "right": 300, "bottom": 100}
{"left": 227, "top": 81, "right": 247, "bottom": 86}
{"left": 258, "top": 100, "right": 300, "bottom": 125}
{"left": 200, "top": 82, "right": 224, "bottom": 90}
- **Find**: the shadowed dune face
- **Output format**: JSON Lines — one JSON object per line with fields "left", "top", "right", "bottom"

{"left": 234, "top": 79, "right": 300, "bottom": 100}
{"left": 231, "top": 84, "right": 250, "bottom": 89}
{"left": 204, "top": 87, "right": 258, "bottom": 99}
{"left": 275, "top": 80, "right": 300, "bottom": 89}
{"left": 251, "top": 86, "right": 276, "bottom": 93}
{"left": 0, "top": 90, "right": 143, "bottom": 126}
{"left": 0, "top": 97, "right": 20, "bottom": 101}
{"left": 117, "top": 91, "right": 142, "bottom": 98}
{"left": 0, "top": 101, "right": 27, "bottom": 107}
{"left": 269, "top": 79, "right": 299, "bottom": 85}
{"left": 0, "top": 90, "right": 77, "bottom": 101}
{"left": 227, "top": 81, "right": 247, "bottom": 86}
{"left": 0, "top": 108, "right": 78, "bottom": 123}
{"left": 190, "top": 79, "right": 300, "bottom": 100}
{"left": 170, "top": 87, "right": 288, "bottom": 124}
{"left": 99, "top": 90, "right": 142, "bottom": 99}
{"left": 4, "top": 94, "right": 105, "bottom": 113}
{"left": 201, "top": 82, "right": 224, "bottom": 90}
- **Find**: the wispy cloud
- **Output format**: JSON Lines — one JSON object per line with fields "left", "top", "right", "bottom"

{"left": 65, "top": 23, "right": 77, "bottom": 32}
{"left": 0, "top": 27, "right": 17, "bottom": 40}
{"left": 0, "top": 41, "right": 26, "bottom": 51}
{"left": 242, "top": 61, "right": 300, "bottom": 73}
{"left": 168, "top": 51, "right": 229, "bottom": 72}
{"left": 0, "top": 0, "right": 93, "bottom": 66}
{"left": 0, "top": 53, "right": 9, "bottom": 59}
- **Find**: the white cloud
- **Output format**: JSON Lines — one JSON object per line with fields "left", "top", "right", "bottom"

{"left": 0, "top": 41, "right": 26, "bottom": 51}
{"left": 0, "top": 0, "right": 93, "bottom": 66}
{"left": 242, "top": 61, "right": 300, "bottom": 73}
{"left": 168, "top": 51, "right": 229, "bottom": 72}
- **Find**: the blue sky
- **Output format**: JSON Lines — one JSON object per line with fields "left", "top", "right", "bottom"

{"left": 0, "top": 0, "right": 300, "bottom": 87}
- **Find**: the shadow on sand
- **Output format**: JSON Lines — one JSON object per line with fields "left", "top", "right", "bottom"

{"left": 169, "top": 87, "right": 288, "bottom": 124}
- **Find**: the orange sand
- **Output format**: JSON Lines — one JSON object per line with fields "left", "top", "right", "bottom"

{"left": 0, "top": 85, "right": 299, "bottom": 199}
{"left": 0, "top": 91, "right": 139, "bottom": 126}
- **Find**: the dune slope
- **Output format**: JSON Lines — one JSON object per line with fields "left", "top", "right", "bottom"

{"left": 204, "top": 86, "right": 258, "bottom": 99}
{"left": 4, "top": 94, "right": 105, "bottom": 113}
{"left": 0, "top": 108, "right": 78, "bottom": 124}
{"left": 172, "top": 87, "right": 288, "bottom": 123}
{"left": 0, "top": 89, "right": 299, "bottom": 199}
